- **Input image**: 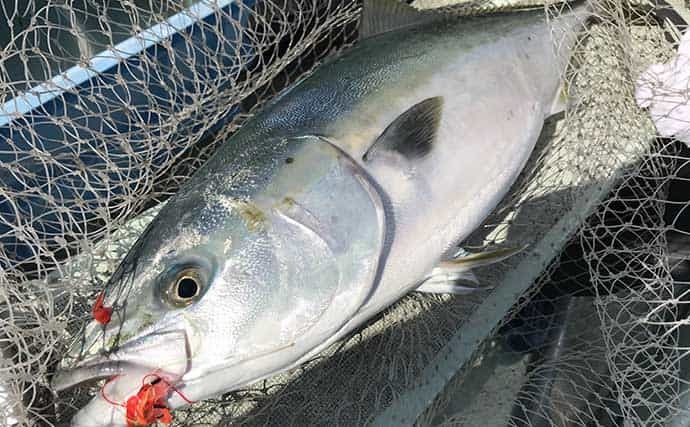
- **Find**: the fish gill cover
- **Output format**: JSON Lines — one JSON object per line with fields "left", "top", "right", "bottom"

{"left": 0, "top": 0, "right": 689, "bottom": 426}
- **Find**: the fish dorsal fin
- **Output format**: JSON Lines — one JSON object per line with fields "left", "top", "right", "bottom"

{"left": 360, "top": 0, "right": 439, "bottom": 40}
{"left": 363, "top": 96, "right": 444, "bottom": 162}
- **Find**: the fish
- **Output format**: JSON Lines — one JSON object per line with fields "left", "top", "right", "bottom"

{"left": 51, "top": 1, "right": 590, "bottom": 424}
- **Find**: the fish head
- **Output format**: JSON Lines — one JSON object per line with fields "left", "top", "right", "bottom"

{"left": 53, "top": 188, "right": 301, "bottom": 388}
{"left": 53, "top": 137, "right": 387, "bottom": 417}
{"left": 51, "top": 190, "right": 258, "bottom": 389}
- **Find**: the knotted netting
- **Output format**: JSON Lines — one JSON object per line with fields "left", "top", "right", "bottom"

{"left": 1, "top": 0, "right": 690, "bottom": 426}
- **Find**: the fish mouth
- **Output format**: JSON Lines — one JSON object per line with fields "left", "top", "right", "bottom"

{"left": 52, "top": 359, "right": 146, "bottom": 391}
{"left": 52, "top": 329, "right": 192, "bottom": 392}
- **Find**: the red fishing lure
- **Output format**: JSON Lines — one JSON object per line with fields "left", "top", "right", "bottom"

{"left": 92, "top": 291, "right": 112, "bottom": 325}
{"left": 125, "top": 380, "right": 172, "bottom": 427}
{"left": 101, "top": 373, "right": 194, "bottom": 427}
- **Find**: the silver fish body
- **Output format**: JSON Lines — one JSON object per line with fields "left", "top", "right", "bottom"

{"left": 53, "top": 3, "right": 588, "bottom": 425}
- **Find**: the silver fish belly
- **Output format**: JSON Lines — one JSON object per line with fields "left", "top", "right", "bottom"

{"left": 52, "top": 2, "right": 588, "bottom": 425}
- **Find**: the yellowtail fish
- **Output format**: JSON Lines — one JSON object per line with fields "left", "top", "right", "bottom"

{"left": 52, "top": 1, "right": 589, "bottom": 424}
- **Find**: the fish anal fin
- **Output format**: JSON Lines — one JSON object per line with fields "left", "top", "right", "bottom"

{"left": 363, "top": 96, "right": 444, "bottom": 162}
{"left": 360, "top": 0, "right": 440, "bottom": 40}
{"left": 416, "top": 279, "right": 488, "bottom": 296}
{"left": 415, "top": 245, "right": 526, "bottom": 295}
{"left": 441, "top": 245, "right": 526, "bottom": 270}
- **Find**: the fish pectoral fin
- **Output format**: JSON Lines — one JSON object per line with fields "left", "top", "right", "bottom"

{"left": 359, "top": 0, "right": 442, "bottom": 40}
{"left": 363, "top": 97, "right": 443, "bottom": 162}
{"left": 415, "top": 245, "right": 526, "bottom": 294}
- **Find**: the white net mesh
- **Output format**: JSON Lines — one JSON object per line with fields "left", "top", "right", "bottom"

{"left": 2, "top": 0, "right": 690, "bottom": 426}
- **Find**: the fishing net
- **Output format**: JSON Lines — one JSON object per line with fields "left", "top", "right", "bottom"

{"left": 1, "top": 0, "right": 690, "bottom": 426}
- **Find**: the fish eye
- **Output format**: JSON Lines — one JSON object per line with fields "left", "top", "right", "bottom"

{"left": 166, "top": 268, "right": 204, "bottom": 307}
